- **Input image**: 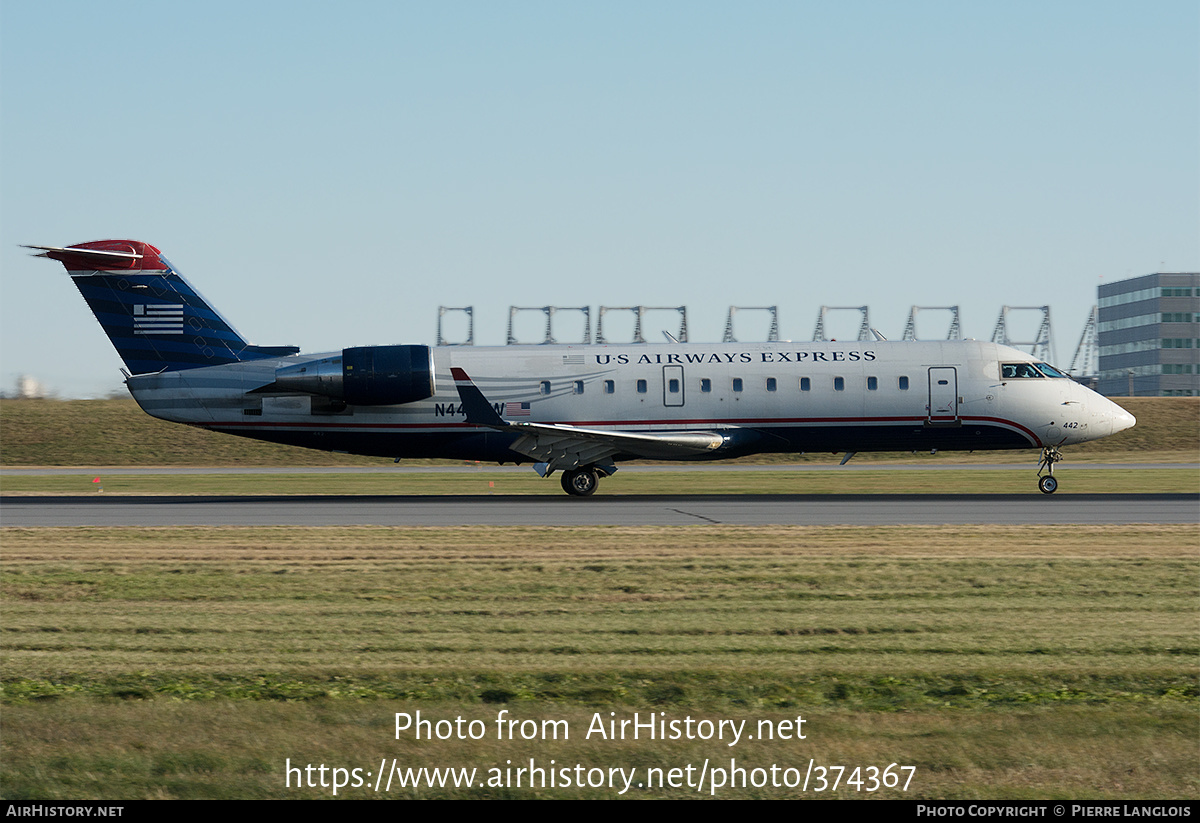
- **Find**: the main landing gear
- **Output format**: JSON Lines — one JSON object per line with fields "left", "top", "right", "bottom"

{"left": 534, "top": 462, "right": 613, "bottom": 497}
{"left": 560, "top": 466, "right": 601, "bottom": 497}
{"left": 1036, "top": 446, "right": 1063, "bottom": 494}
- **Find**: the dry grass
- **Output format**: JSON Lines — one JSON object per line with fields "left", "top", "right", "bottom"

{"left": 2, "top": 524, "right": 1196, "bottom": 799}
{"left": 3, "top": 523, "right": 1196, "bottom": 559}
{"left": 3, "top": 702, "right": 1194, "bottom": 799}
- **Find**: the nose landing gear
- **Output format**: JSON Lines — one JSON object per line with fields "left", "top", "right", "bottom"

{"left": 1036, "top": 446, "right": 1063, "bottom": 494}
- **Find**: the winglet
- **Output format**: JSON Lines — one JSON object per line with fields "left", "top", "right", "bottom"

{"left": 450, "top": 368, "right": 506, "bottom": 427}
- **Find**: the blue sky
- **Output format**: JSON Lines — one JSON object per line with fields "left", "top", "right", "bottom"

{"left": 2, "top": 1, "right": 1196, "bottom": 397}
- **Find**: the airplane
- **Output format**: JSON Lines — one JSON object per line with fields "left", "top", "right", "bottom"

{"left": 27, "top": 239, "right": 1136, "bottom": 496}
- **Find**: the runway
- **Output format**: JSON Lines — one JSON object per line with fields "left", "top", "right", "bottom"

{"left": 2, "top": 493, "right": 1195, "bottom": 527}
{"left": 3, "top": 463, "right": 1195, "bottom": 475}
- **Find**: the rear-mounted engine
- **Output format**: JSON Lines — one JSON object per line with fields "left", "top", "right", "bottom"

{"left": 266, "top": 345, "right": 434, "bottom": 406}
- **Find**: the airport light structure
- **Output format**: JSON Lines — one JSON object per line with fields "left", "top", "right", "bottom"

{"left": 596, "top": 306, "right": 688, "bottom": 344}
{"left": 991, "top": 305, "right": 1054, "bottom": 364}
{"left": 436, "top": 306, "right": 475, "bottom": 346}
{"left": 722, "top": 306, "right": 780, "bottom": 343}
{"left": 1067, "top": 305, "right": 1099, "bottom": 383}
{"left": 812, "top": 306, "right": 872, "bottom": 342}
{"left": 902, "top": 306, "right": 962, "bottom": 341}
{"left": 506, "top": 306, "right": 592, "bottom": 345}
{"left": 435, "top": 304, "right": 1107, "bottom": 381}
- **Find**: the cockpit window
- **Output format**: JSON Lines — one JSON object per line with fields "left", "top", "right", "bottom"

{"left": 1001, "top": 363, "right": 1043, "bottom": 379}
{"left": 1034, "top": 362, "right": 1069, "bottom": 379}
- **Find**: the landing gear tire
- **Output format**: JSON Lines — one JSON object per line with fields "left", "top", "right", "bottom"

{"left": 561, "top": 467, "right": 599, "bottom": 497}
{"left": 1037, "top": 446, "right": 1063, "bottom": 494}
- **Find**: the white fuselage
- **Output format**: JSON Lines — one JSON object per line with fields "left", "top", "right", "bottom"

{"left": 127, "top": 339, "right": 1134, "bottom": 463}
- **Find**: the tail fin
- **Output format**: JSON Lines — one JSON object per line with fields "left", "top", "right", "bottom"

{"left": 27, "top": 240, "right": 298, "bottom": 375}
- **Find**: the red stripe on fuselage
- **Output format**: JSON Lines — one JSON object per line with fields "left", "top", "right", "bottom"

{"left": 198, "top": 414, "right": 1040, "bottom": 444}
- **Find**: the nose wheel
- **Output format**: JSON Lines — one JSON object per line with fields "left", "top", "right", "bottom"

{"left": 1036, "top": 446, "right": 1063, "bottom": 494}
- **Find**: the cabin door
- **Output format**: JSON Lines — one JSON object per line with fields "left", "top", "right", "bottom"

{"left": 927, "top": 367, "right": 959, "bottom": 424}
{"left": 663, "top": 365, "right": 684, "bottom": 407}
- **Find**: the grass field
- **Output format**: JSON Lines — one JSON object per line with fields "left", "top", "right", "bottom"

{"left": 1, "top": 396, "right": 1197, "bottom": 467}
{"left": 2, "top": 397, "right": 1196, "bottom": 798}
{"left": 2, "top": 525, "right": 1196, "bottom": 799}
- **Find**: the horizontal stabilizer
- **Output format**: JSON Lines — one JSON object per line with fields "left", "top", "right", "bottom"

{"left": 24, "top": 242, "right": 157, "bottom": 271}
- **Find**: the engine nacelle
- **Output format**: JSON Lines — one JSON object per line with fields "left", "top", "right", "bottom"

{"left": 269, "top": 345, "right": 434, "bottom": 406}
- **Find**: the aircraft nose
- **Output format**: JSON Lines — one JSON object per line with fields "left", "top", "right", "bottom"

{"left": 1111, "top": 404, "right": 1136, "bottom": 434}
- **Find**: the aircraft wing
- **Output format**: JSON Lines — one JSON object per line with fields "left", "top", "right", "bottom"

{"left": 450, "top": 368, "right": 725, "bottom": 472}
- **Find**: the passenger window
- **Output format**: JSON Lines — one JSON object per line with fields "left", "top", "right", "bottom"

{"left": 574, "top": 380, "right": 584, "bottom": 394}
{"left": 834, "top": 377, "right": 844, "bottom": 391}
{"left": 540, "top": 381, "right": 551, "bottom": 395}
{"left": 604, "top": 380, "right": 614, "bottom": 394}
{"left": 668, "top": 379, "right": 680, "bottom": 393}
{"left": 899, "top": 376, "right": 909, "bottom": 390}
{"left": 636, "top": 379, "right": 647, "bottom": 393}
{"left": 766, "top": 377, "right": 777, "bottom": 392}
{"left": 732, "top": 378, "right": 743, "bottom": 392}
{"left": 800, "top": 377, "right": 810, "bottom": 392}
{"left": 867, "top": 376, "right": 877, "bottom": 391}
{"left": 700, "top": 378, "right": 711, "bottom": 393}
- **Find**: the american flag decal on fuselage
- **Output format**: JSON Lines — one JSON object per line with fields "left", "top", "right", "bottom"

{"left": 133, "top": 304, "right": 184, "bottom": 335}
{"left": 505, "top": 401, "right": 531, "bottom": 417}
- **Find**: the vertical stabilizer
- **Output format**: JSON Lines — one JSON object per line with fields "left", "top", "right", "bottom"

{"left": 27, "top": 240, "right": 297, "bottom": 374}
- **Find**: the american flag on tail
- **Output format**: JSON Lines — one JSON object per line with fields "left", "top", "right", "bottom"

{"left": 132, "top": 304, "right": 184, "bottom": 335}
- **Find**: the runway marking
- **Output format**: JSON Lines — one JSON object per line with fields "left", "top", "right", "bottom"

{"left": 669, "top": 507, "right": 723, "bottom": 524}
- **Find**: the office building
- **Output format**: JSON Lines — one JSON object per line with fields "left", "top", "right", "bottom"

{"left": 1097, "top": 272, "right": 1199, "bottom": 396}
